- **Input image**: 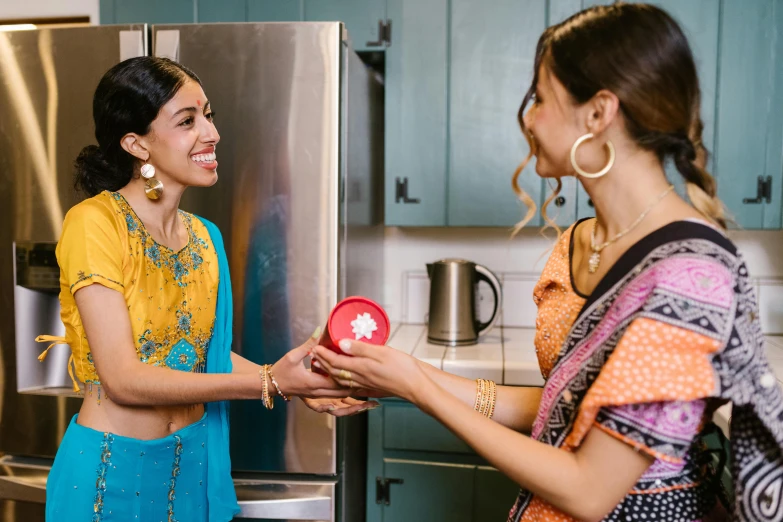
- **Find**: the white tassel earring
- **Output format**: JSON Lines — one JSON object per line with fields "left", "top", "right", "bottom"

{"left": 140, "top": 161, "right": 163, "bottom": 200}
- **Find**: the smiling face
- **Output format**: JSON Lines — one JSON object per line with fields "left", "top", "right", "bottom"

{"left": 522, "top": 65, "right": 587, "bottom": 179}
{"left": 128, "top": 79, "right": 221, "bottom": 189}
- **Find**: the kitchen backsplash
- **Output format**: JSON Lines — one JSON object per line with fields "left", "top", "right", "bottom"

{"left": 383, "top": 226, "right": 783, "bottom": 334}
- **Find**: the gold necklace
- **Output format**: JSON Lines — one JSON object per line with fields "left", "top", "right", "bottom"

{"left": 588, "top": 185, "right": 675, "bottom": 274}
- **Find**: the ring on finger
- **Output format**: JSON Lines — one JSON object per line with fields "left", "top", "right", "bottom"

{"left": 338, "top": 369, "right": 352, "bottom": 380}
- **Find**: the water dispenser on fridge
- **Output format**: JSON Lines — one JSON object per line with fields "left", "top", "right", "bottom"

{"left": 13, "top": 242, "right": 74, "bottom": 396}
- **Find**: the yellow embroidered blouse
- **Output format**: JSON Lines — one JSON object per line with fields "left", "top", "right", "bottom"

{"left": 39, "top": 191, "right": 219, "bottom": 391}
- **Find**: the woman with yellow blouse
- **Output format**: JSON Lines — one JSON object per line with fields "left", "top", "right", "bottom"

{"left": 37, "top": 56, "right": 363, "bottom": 521}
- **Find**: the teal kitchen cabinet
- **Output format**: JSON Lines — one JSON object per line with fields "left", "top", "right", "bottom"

{"left": 713, "top": 0, "right": 783, "bottom": 229}
{"left": 446, "top": 0, "right": 546, "bottom": 226}
{"left": 367, "top": 399, "right": 519, "bottom": 521}
{"left": 379, "top": 460, "right": 475, "bottom": 521}
{"left": 384, "top": 0, "right": 449, "bottom": 226}
{"left": 385, "top": 0, "right": 547, "bottom": 227}
{"left": 100, "top": 0, "right": 195, "bottom": 23}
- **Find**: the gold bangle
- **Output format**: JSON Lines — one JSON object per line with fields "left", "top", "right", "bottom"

{"left": 260, "top": 365, "right": 274, "bottom": 410}
{"left": 478, "top": 379, "right": 488, "bottom": 416}
{"left": 487, "top": 380, "right": 497, "bottom": 419}
{"left": 474, "top": 379, "right": 497, "bottom": 418}
{"left": 268, "top": 366, "right": 290, "bottom": 402}
{"left": 473, "top": 379, "right": 484, "bottom": 412}
{"left": 482, "top": 380, "right": 493, "bottom": 417}
{"left": 473, "top": 379, "right": 481, "bottom": 411}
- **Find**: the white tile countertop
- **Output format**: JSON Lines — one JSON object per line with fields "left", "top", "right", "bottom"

{"left": 387, "top": 324, "right": 543, "bottom": 386}
{"left": 388, "top": 324, "right": 783, "bottom": 438}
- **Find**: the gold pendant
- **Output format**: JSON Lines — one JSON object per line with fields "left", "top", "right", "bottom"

{"left": 588, "top": 251, "right": 600, "bottom": 273}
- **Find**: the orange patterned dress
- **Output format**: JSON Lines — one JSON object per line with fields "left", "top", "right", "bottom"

{"left": 511, "top": 220, "right": 742, "bottom": 521}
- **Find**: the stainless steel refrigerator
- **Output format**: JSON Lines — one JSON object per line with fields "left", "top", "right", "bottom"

{"left": 0, "top": 22, "right": 384, "bottom": 522}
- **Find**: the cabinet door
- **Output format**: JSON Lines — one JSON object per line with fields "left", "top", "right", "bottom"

{"left": 197, "top": 0, "right": 246, "bottom": 22}
{"left": 714, "top": 0, "right": 783, "bottom": 229}
{"left": 385, "top": 0, "right": 449, "bottom": 225}
{"left": 474, "top": 466, "right": 521, "bottom": 521}
{"left": 447, "top": 0, "right": 546, "bottom": 227}
{"left": 305, "top": 0, "right": 387, "bottom": 52}
{"left": 247, "top": 0, "right": 304, "bottom": 21}
{"left": 381, "top": 459, "right": 475, "bottom": 522}
{"left": 109, "top": 0, "right": 195, "bottom": 23}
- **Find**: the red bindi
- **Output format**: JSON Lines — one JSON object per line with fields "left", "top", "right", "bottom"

{"left": 196, "top": 99, "right": 201, "bottom": 107}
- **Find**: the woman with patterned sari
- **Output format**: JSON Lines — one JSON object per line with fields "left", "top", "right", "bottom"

{"left": 312, "top": 4, "right": 783, "bottom": 521}
{"left": 39, "top": 56, "right": 369, "bottom": 521}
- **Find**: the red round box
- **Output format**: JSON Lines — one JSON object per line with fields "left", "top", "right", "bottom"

{"left": 312, "top": 296, "right": 390, "bottom": 376}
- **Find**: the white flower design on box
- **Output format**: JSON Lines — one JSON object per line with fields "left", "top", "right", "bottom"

{"left": 351, "top": 312, "right": 378, "bottom": 341}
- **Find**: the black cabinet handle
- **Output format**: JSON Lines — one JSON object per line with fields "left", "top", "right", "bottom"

{"left": 366, "top": 19, "right": 392, "bottom": 47}
{"left": 395, "top": 177, "right": 420, "bottom": 204}
{"left": 376, "top": 477, "right": 404, "bottom": 505}
{"left": 743, "top": 176, "right": 772, "bottom": 204}
{"left": 554, "top": 196, "right": 566, "bottom": 207}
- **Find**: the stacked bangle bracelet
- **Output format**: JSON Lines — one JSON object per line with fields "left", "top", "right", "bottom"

{"left": 473, "top": 378, "right": 497, "bottom": 419}
{"left": 260, "top": 364, "right": 291, "bottom": 410}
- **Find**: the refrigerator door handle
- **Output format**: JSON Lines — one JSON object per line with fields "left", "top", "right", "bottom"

{"left": 154, "top": 30, "right": 180, "bottom": 61}
{"left": 119, "top": 30, "right": 145, "bottom": 61}
{"left": 235, "top": 496, "right": 332, "bottom": 520}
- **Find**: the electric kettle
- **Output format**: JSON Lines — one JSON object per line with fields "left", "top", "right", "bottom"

{"left": 426, "top": 259, "right": 502, "bottom": 346}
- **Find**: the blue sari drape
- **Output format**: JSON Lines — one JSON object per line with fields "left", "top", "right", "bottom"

{"left": 201, "top": 217, "right": 241, "bottom": 521}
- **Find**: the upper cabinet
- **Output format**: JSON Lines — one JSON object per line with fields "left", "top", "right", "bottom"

{"left": 384, "top": 0, "right": 449, "bottom": 226}
{"left": 385, "top": 0, "right": 726, "bottom": 227}
{"left": 385, "top": 0, "right": 546, "bottom": 227}
{"left": 101, "top": 0, "right": 783, "bottom": 229}
{"left": 446, "top": 0, "right": 546, "bottom": 227}
{"left": 713, "top": 0, "right": 783, "bottom": 229}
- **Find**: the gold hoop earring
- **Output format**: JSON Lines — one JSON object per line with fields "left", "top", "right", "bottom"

{"left": 570, "top": 133, "right": 615, "bottom": 179}
{"left": 140, "top": 161, "right": 163, "bottom": 200}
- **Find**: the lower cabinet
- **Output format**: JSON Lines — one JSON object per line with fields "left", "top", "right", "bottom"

{"left": 367, "top": 398, "right": 520, "bottom": 522}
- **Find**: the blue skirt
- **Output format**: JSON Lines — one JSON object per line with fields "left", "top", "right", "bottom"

{"left": 47, "top": 414, "right": 209, "bottom": 522}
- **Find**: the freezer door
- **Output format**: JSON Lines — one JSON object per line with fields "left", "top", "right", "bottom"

{"left": 0, "top": 24, "right": 145, "bottom": 460}
{"left": 150, "top": 23, "right": 343, "bottom": 475}
{"left": 234, "top": 477, "right": 336, "bottom": 521}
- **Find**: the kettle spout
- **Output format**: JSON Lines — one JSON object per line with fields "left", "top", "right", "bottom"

{"left": 426, "top": 263, "right": 434, "bottom": 279}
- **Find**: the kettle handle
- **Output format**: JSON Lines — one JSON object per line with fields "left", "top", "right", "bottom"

{"left": 475, "top": 264, "right": 502, "bottom": 338}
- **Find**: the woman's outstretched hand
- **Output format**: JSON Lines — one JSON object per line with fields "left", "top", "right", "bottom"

{"left": 270, "top": 331, "right": 353, "bottom": 399}
{"left": 301, "top": 396, "right": 380, "bottom": 416}
{"left": 310, "top": 339, "right": 429, "bottom": 404}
